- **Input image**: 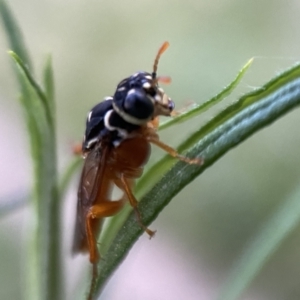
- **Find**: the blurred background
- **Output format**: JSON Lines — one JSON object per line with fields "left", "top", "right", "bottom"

{"left": 1, "top": 0, "right": 300, "bottom": 299}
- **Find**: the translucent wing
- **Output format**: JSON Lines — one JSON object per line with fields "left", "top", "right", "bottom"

{"left": 72, "top": 140, "right": 111, "bottom": 254}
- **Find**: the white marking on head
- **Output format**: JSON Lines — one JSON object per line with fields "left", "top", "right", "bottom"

{"left": 143, "top": 82, "right": 151, "bottom": 89}
{"left": 127, "top": 89, "right": 136, "bottom": 96}
{"left": 145, "top": 75, "right": 152, "bottom": 80}
{"left": 133, "top": 72, "right": 139, "bottom": 77}
{"left": 117, "top": 87, "right": 126, "bottom": 91}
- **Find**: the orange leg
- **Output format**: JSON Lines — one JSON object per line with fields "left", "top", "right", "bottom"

{"left": 138, "top": 126, "right": 203, "bottom": 165}
{"left": 85, "top": 200, "right": 125, "bottom": 300}
{"left": 86, "top": 200, "right": 125, "bottom": 263}
{"left": 119, "top": 174, "right": 156, "bottom": 238}
{"left": 147, "top": 135, "right": 203, "bottom": 165}
{"left": 147, "top": 116, "right": 160, "bottom": 130}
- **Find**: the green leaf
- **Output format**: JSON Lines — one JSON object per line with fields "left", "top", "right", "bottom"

{"left": 9, "top": 51, "right": 53, "bottom": 128}
{"left": 43, "top": 55, "right": 55, "bottom": 117}
{"left": 158, "top": 58, "right": 253, "bottom": 131}
{"left": 93, "top": 62, "right": 300, "bottom": 297}
{"left": 0, "top": 0, "right": 31, "bottom": 68}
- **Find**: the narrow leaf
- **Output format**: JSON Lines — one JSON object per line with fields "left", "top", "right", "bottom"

{"left": 9, "top": 51, "right": 53, "bottom": 127}
{"left": 43, "top": 55, "right": 55, "bottom": 116}
{"left": 0, "top": 0, "right": 32, "bottom": 67}
{"left": 158, "top": 58, "right": 253, "bottom": 131}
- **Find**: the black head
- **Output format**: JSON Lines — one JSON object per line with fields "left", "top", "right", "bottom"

{"left": 82, "top": 42, "right": 176, "bottom": 151}
{"left": 112, "top": 42, "right": 175, "bottom": 125}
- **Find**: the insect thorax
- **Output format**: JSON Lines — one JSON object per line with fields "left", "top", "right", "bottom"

{"left": 82, "top": 71, "right": 174, "bottom": 152}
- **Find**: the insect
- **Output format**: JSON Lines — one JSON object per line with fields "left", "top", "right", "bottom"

{"left": 72, "top": 42, "right": 202, "bottom": 299}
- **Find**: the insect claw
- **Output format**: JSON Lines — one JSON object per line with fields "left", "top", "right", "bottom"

{"left": 175, "top": 154, "right": 204, "bottom": 166}
{"left": 189, "top": 157, "right": 204, "bottom": 166}
{"left": 145, "top": 229, "right": 156, "bottom": 239}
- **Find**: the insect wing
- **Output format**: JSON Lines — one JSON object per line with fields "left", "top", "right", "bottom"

{"left": 72, "top": 141, "right": 110, "bottom": 253}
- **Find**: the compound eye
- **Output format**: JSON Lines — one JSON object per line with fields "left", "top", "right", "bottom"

{"left": 124, "top": 89, "right": 154, "bottom": 120}
{"left": 168, "top": 99, "right": 175, "bottom": 111}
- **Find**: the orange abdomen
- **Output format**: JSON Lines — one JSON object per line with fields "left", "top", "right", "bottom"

{"left": 112, "top": 136, "right": 151, "bottom": 175}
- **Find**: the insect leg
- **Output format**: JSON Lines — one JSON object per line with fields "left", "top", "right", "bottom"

{"left": 119, "top": 174, "right": 156, "bottom": 238}
{"left": 85, "top": 200, "right": 125, "bottom": 300}
{"left": 147, "top": 135, "right": 203, "bottom": 165}
{"left": 86, "top": 200, "right": 125, "bottom": 263}
{"left": 147, "top": 116, "right": 160, "bottom": 129}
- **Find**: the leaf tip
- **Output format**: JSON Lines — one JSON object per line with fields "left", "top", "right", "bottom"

{"left": 245, "top": 57, "right": 254, "bottom": 68}
{"left": 7, "top": 50, "right": 18, "bottom": 61}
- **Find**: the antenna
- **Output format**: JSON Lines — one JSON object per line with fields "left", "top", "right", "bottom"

{"left": 152, "top": 41, "right": 170, "bottom": 79}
